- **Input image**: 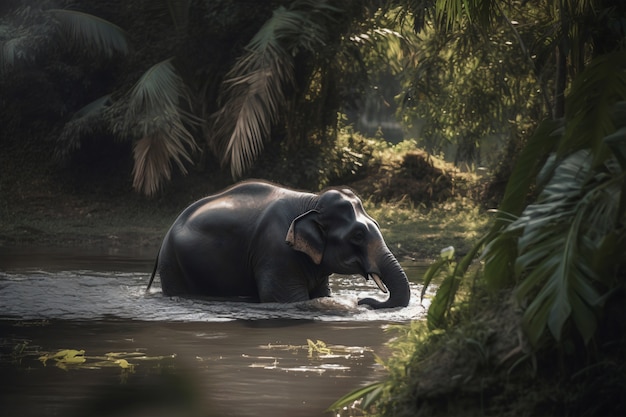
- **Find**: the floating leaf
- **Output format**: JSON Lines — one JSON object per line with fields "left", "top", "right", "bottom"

{"left": 307, "top": 339, "right": 332, "bottom": 357}
{"left": 39, "top": 349, "right": 86, "bottom": 367}
{"left": 114, "top": 359, "right": 132, "bottom": 369}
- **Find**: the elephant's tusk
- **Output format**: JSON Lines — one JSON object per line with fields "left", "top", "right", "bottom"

{"left": 369, "top": 273, "right": 388, "bottom": 294}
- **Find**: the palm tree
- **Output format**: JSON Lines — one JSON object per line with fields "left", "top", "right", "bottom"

{"left": 3, "top": 1, "right": 385, "bottom": 194}
{"left": 1, "top": 8, "right": 129, "bottom": 73}
{"left": 210, "top": 0, "right": 342, "bottom": 178}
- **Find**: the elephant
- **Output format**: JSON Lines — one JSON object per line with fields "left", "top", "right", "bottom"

{"left": 146, "top": 181, "right": 410, "bottom": 309}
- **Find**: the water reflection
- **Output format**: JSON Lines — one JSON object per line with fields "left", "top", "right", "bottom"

{"left": 1, "top": 320, "right": 395, "bottom": 417}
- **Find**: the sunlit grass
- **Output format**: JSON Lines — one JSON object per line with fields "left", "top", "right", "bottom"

{"left": 366, "top": 198, "right": 491, "bottom": 258}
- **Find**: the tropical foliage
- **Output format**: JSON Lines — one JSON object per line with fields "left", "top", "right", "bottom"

{"left": 481, "top": 54, "right": 626, "bottom": 347}
{"left": 2, "top": 0, "right": 396, "bottom": 195}
{"left": 1, "top": 0, "right": 543, "bottom": 193}
{"left": 212, "top": 1, "right": 341, "bottom": 178}
{"left": 415, "top": 0, "right": 626, "bottom": 350}
{"left": 391, "top": 2, "right": 543, "bottom": 166}
{"left": 124, "top": 59, "right": 200, "bottom": 195}
{"left": 331, "top": 1, "right": 626, "bottom": 415}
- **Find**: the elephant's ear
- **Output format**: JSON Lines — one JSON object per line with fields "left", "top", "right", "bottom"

{"left": 285, "top": 210, "right": 324, "bottom": 265}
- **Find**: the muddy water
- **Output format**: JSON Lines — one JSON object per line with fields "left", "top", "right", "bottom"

{"left": 0, "top": 247, "right": 430, "bottom": 417}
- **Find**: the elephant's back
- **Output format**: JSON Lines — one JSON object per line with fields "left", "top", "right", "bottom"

{"left": 177, "top": 181, "right": 310, "bottom": 233}
{"left": 160, "top": 181, "right": 312, "bottom": 296}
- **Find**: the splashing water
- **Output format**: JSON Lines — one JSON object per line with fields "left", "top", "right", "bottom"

{"left": 0, "top": 270, "right": 428, "bottom": 322}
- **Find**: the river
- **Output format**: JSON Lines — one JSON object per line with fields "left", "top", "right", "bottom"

{"left": 0, "top": 247, "right": 430, "bottom": 417}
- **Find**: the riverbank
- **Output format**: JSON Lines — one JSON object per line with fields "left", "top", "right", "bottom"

{"left": 0, "top": 175, "right": 489, "bottom": 260}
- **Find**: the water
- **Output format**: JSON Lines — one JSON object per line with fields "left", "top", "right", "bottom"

{"left": 0, "top": 247, "right": 430, "bottom": 417}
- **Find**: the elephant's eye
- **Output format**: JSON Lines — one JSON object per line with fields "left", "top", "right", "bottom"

{"left": 351, "top": 230, "right": 366, "bottom": 245}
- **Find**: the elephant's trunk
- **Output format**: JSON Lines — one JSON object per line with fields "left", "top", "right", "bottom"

{"left": 358, "top": 250, "right": 410, "bottom": 309}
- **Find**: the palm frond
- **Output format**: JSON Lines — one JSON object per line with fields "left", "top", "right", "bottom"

{"left": 435, "top": 0, "right": 498, "bottom": 31}
{"left": 217, "top": 46, "right": 293, "bottom": 178}
{"left": 125, "top": 59, "right": 199, "bottom": 195}
{"left": 213, "top": 0, "right": 340, "bottom": 178}
{"left": 48, "top": 9, "right": 129, "bottom": 57}
{"left": 394, "top": 0, "right": 436, "bottom": 34}
{"left": 127, "top": 58, "right": 193, "bottom": 117}
{"left": 132, "top": 129, "right": 194, "bottom": 196}
{"left": 508, "top": 150, "right": 620, "bottom": 345}
{"left": 74, "top": 94, "right": 113, "bottom": 119}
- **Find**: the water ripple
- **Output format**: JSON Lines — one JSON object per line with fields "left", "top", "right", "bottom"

{"left": 0, "top": 271, "right": 428, "bottom": 322}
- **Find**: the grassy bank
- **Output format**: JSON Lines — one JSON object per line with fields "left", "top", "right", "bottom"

{"left": 366, "top": 198, "right": 489, "bottom": 260}
{"left": 1, "top": 137, "right": 490, "bottom": 257}
{"left": 0, "top": 181, "right": 489, "bottom": 261}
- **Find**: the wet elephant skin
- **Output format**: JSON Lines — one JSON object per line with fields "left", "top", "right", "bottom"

{"left": 147, "top": 181, "right": 410, "bottom": 309}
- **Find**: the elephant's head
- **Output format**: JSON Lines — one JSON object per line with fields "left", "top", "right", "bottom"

{"left": 285, "top": 188, "right": 410, "bottom": 309}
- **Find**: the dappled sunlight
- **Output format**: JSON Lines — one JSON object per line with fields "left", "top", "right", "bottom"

{"left": 366, "top": 200, "right": 491, "bottom": 258}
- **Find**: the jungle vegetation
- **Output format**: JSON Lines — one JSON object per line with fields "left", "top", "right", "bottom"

{"left": 331, "top": 1, "right": 626, "bottom": 416}
{"left": 2, "top": 0, "right": 547, "bottom": 195}
{"left": 2, "top": 0, "right": 626, "bottom": 415}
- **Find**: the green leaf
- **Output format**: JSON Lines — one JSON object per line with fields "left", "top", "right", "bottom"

{"left": 510, "top": 149, "right": 620, "bottom": 346}
{"left": 39, "top": 349, "right": 86, "bottom": 367}
{"left": 604, "top": 125, "right": 626, "bottom": 171}
{"left": 492, "top": 119, "right": 562, "bottom": 231}
{"left": 568, "top": 288, "right": 597, "bottom": 345}
{"left": 327, "top": 381, "right": 384, "bottom": 412}
{"left": 482, "top": 230, "right": 518, "bottom": 289}
{"left": 427, "top": 272, "right": 457, "bottom": 330}
{"left": 422, "top": 233, "right": 491, "bottom": 329}
{"left": 420, "top": 257, "right": 450, "bottom": 302}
